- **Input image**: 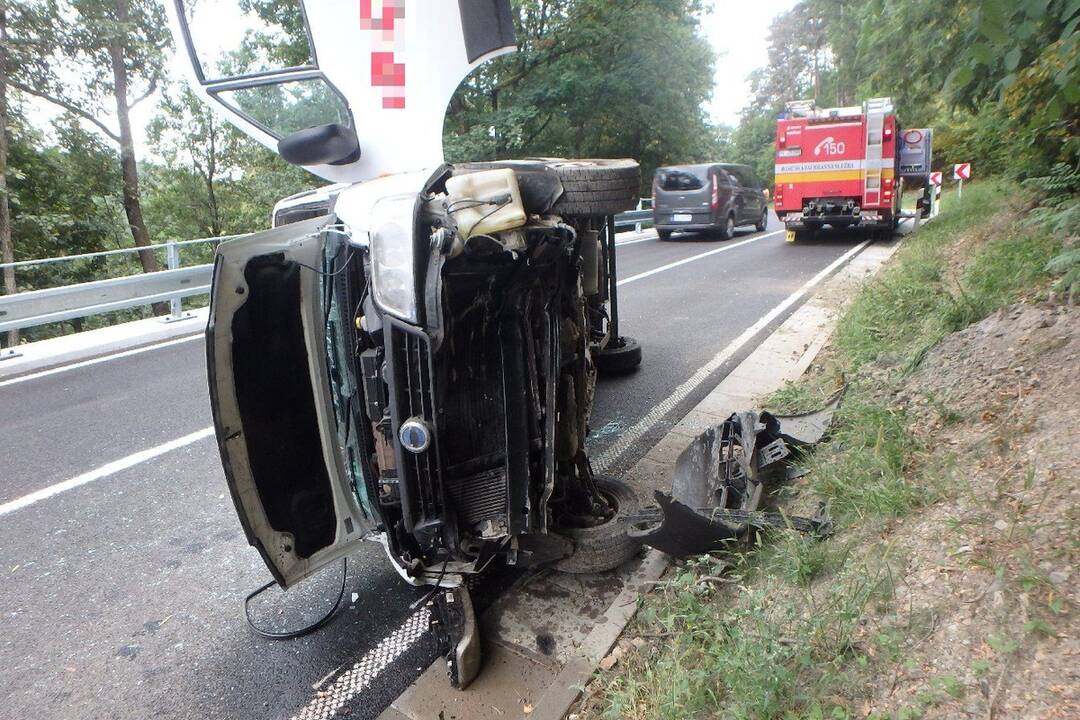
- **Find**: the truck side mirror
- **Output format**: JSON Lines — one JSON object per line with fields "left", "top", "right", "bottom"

{"left": 277, "top": 123, "right": 361, "bottom": 167}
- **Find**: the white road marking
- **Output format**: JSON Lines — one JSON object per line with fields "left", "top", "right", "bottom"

{"left": 617, "top": 230, "right": 783, "bottom": 286}
{"left": 595, "top": 238, "right": 871, "bottom": 470}
{"left": 0, "top": 426, "right": 215, "bottom": 517}
{"left": 614, "top": 233, "right": 657, "bottom": 247}
{"left": 0, "top": 334, "right": 203, "bottom": 389}
{"left": 292, "top": 608, "right": 431, "bottom": 720}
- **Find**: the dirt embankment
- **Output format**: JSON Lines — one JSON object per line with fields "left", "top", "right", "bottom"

{"left": 869, "top": 301, "right": 1079, "bottom": 719}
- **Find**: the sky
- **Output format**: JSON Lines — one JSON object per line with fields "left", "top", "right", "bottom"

{"left": 26, "top": 0, "right": 799, "bottom": 155}
{"left": 702, "top": 0, "right": 799, "bottom": 128}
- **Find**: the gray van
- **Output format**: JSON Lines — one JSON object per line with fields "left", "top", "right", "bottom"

{"left": 652, "top": 163, "right": 769, "bottom": 240}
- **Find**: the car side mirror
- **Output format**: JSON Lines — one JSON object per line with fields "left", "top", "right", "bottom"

{"left": 277, "top": 123, "right": 361, "bottom": 167}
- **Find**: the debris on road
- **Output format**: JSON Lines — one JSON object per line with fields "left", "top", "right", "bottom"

{"left": 628, "top": 399, "right": 841, "bottom": 556}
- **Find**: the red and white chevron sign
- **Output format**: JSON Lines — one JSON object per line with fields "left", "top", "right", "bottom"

{"left": 929, "top": 171, "right": 942, "bottom": 186}
{"left": 954, "top": 163, "right": 971, "bottom": 181}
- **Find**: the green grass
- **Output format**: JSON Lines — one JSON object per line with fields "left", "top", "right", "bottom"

{"left": 834, "top": 180, "right": 1060, "bottom": 375}
{"left": 593, "top": 179, "right": 1069, "bottom": 719}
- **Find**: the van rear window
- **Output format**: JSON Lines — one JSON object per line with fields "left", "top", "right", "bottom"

{"left": 657, "top": 169, "right": 706, "bottom": 191}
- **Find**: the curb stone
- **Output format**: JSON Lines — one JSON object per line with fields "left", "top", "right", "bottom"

{"left": 379, "top": 238, "right": 901, "bottom": 720}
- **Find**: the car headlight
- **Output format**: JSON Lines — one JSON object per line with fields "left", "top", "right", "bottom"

{"left": 370, "top": 193, "right": 419, "bottom": 323}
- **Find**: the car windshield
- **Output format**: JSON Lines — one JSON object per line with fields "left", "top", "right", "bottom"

{"left": 657, "top": 168, "right": 707, "bottom": 191}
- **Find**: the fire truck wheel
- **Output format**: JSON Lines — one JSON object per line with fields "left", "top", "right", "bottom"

{"left": 755, "top": 208, "right": 768, "bottom": 232}
{"left": 657, "top": 230, "right": 672, "bottom": 241}
{"left": 718, "top": 213, "right": 735, "bottom": 240}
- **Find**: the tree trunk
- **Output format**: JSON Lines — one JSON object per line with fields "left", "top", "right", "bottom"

{"left": 109, "top": 0, "right": 160, "bottom": 276}
{"left": 205, "top": 115, "right": 221, "bottom": 236}
{"left": 0, "top": 2, "right": 16, "bottom": 348}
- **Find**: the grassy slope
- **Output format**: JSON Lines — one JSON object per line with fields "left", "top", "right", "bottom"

{"left": 586, "top": 180, "right": 1068, "bottom": 720}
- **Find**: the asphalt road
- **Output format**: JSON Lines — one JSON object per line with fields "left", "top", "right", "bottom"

{"left": 0, "top": 216, "right": 864, "bottom": 719}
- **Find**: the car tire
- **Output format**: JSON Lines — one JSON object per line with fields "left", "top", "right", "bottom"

{"left": 454, "top": 158, "right": 640, "bottom": 217}
{"left": 544, "top": 158, "right": 641, "bottom": 217}
{"left": 717, "top": 213, "right": 735, "bottom": 240}
{"left": 657, "top": 229, "right": 672, "bottom": 241}
{"left": 755, "top": 208, "right": 768, "bottom": 232}
{"left": 553, "top": 477, "right": 642, "bottom": 574}
{"left": 593, "top": 336, "right": 642, "bottom": 374}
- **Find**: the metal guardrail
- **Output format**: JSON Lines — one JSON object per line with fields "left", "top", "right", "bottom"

{"left": 0, "top": 202, "right": 658, "bottom": 356}
{"left": 0, "top": 264, "right": 213, "bottom": 334}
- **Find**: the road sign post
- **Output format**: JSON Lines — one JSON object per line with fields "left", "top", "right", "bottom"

{"left": 929, "top": 172, "right": 943, "bottom": 217}
{"left": 953, "top": 163, "right": 971, "bottom": 200}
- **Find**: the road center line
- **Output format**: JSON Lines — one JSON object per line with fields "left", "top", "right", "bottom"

{"left": 595, "top": 238, "right": 871, "bottom": 471}
{"left": 617, "top": 230, "right": 783, "bottom": 286}
{"left": 0, "top": 426, "right": 215, "bottom": 518}
{"left": 0, "top": 334, "right": 203, "bottom": 389}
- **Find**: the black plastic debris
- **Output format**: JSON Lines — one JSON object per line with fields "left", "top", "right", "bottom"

{"left": 629, "top": 397, "right": 841, "bottom": 557}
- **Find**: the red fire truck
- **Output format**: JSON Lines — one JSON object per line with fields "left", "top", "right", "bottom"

{"left": 774, "top": 97, "right": 901, "bottom": 241}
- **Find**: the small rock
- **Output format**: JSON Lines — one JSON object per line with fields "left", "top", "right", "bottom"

{"left": 599, "top": 655, "right": 619, "bottom": 671}
{"left": 631, "top": 637, "right": 647, "bottom": 649}
{"left": 1049, "top": 569, "right": 1071, "bottom": 585}
{"left": 993, "top": 519, "right": 1009, "bottom": 531}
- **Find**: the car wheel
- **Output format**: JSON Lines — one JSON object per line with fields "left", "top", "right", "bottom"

{"left": 657, "top": 229, "right": 672, "bottom": 241}
{"left": 553, "top": 477, "right": 642, "bottom": 574}
{"left": 593, "top": 336, "right": 642, "bottom": 374}
{"left": 755, "top": 208, "right": 768, "bottom": 232}
{"left": 718, "top": 213, "right": 735, "bottom": 240}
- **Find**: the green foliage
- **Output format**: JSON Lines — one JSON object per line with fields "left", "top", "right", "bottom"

{"left": 600, "top": 557, "right": 889, "bottom": 719}
{"left": 443, "top": 0, "right": 720, "bottom": 188}
{"left": 7, "top": 116, "right": 127, "bottom": 287}
{"left": 729, "top": 0, "right": 1080, "bottom": 186}
{"left": 833, "top": 180, "right": 1061, "bottom": 374}
{"left": 143, "top": 81, "right": 311, "bottom": 240}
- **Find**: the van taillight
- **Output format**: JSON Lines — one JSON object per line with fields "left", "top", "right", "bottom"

{"left": 652, "top": 175, "right": 658, "bottom": 202}
{"left": 710, "top": 173, "right": 719, "bottom": 209}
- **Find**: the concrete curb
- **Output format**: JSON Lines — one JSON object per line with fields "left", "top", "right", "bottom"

{"left": 379, "top": 239, "right": 902, "bottom": 720}
{"left": 0, "top": 308, "right": 208, "bottom": 380}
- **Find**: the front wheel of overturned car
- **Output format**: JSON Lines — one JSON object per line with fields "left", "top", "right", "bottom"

{"left": 593, "top": 336, "right": 642, "bottom": 375}
{"left": 554, "top": 477, "right": 643, "bottom": 574}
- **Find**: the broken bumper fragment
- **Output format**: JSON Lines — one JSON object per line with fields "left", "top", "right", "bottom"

{"left": 630, "top": 397, "right": 842, "bottom": 557}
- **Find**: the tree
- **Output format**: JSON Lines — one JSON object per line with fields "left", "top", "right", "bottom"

{"left": 443, "top": 0, "right": 720, "bottom": 187}
{"left": 146, "top": 84, "right": 236, "bottom": 239}
{"left": 10, "top": 0, "right": 169, "bottom": 277}
{"left": 1, "top": 1, "right": 14, "bottom": 346}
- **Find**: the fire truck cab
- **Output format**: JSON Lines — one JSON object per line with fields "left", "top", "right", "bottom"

{"left": 774, "top": 97, "right": 900, "bottom": 241}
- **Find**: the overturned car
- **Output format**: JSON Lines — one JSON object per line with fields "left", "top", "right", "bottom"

{"left": 167, "top": 0, "right": 643, "bottom": 687}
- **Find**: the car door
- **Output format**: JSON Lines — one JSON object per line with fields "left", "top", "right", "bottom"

{"left": 744, "top": 169, "right": 766, "bottom": 219}
{"left": 166, "top": 0, "right": 517, "bottom": 184}
{"left": 719, "top": 168, "right": 745, "bottom": 224}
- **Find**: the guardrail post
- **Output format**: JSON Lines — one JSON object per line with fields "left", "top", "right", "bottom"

{"left": 161, "top": 241, "right": 194, "bottom": 324}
